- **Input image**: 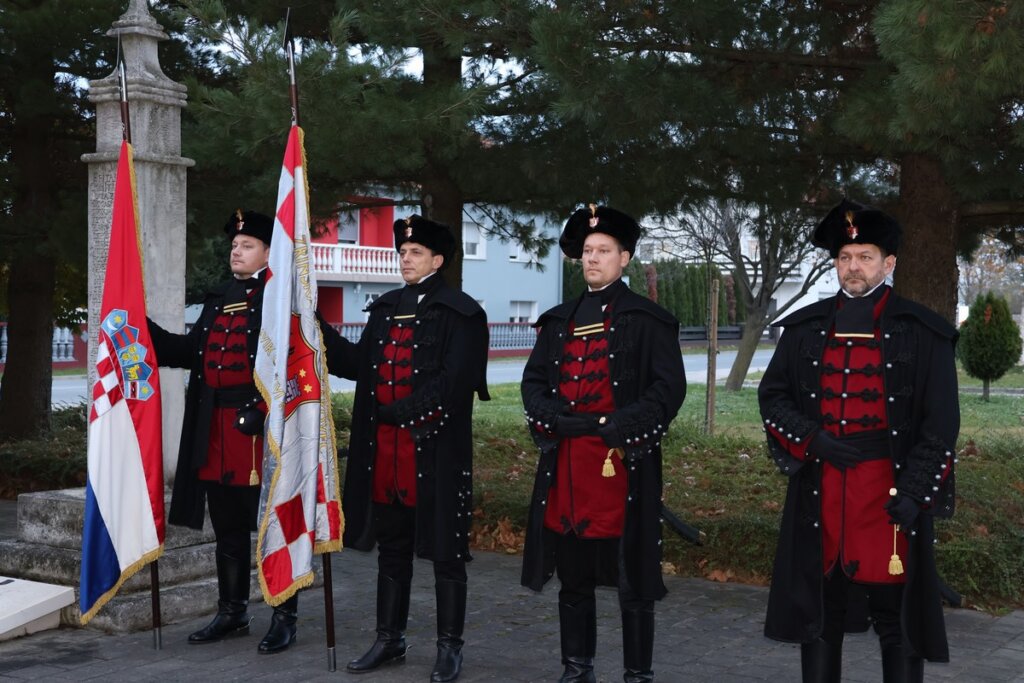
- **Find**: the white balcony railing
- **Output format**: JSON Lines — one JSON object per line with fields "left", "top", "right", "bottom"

{"left": 311, "top": 243, "right": 401, "bottom": 281}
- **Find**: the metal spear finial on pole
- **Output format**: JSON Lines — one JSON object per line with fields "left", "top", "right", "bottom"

{"left": 116, "top": 36, "right": 132, "bottom": 144}
{"left": 284, "top": 8, "right": 300, "bottom": 128}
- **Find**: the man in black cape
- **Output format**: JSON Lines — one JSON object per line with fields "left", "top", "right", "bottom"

{"left": 758, "top": 199, "right": 958, "bottom": 682}
{"left": 321, "top": 215, "right": 489, "bottom": 682}
{"left": 521, "top": 205, "right": 686, "bottom": 683}
{"left": 148, "top": 210, "right": 301, "bottom": 653}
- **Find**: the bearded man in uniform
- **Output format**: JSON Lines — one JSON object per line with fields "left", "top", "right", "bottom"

{"left": 759, "top": 199, "right": 958, "bottom": 683}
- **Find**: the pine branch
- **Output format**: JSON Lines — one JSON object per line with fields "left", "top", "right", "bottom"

{"left": 599, "top": 40, "right": 879, "bottom": 71}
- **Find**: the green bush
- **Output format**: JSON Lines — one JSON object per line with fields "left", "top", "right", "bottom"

{"left": 0, "top": 403, "right": 88, "bottom": 497}
{"left": 958, "top": 292, "right": 1023, "bottom": 401}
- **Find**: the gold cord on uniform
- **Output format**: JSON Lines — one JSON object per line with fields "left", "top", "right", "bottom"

{"left": 249, "top": 435, "right": 260, "bottom": 485}
{"left": 887, "top": 487, "right": 904, "bottom": 575}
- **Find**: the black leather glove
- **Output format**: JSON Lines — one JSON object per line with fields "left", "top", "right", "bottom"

{"left": 234, "top": 406, "right": 265, "bottom": 436}
{"left": 597, "top": 417, "right": 624, "bottom": 448}
{"left": 378, "top": 403, "right": 398, "bottom": 425}
{"left": 808, "top": 431, "right": 862, "bottom": 471}
{"left": 885, "top": 493, "right": 921, "bottom": 530}
{"left": 554, "top": 413, "right": 599, "bottom": 438}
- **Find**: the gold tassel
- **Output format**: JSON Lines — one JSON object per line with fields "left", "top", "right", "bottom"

{"left": 602, "top": 452, "right": 616, "bottom": 477}
{"left": 249, "top": 436, "right": 260, "bottom": 486}
{"left": 602, "top": 448, "right": 624, "bottom": 478}
{"left": 888, "top": 525, "right": 904, "bottom": 576}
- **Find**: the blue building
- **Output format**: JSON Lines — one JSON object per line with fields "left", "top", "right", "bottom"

{"left": 311, "top": 202, "right": 562, "bottom": 337}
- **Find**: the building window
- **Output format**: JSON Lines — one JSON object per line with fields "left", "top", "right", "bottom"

{"left": 463, "top": 222, "right": 486, "bottom": 260}
{"left": 509, "top": 300, "right": 536, "bottom": 323}
{"left": 508, "top": 243, "right": 534, "bottom": 263}
{"left": 338, "top": 209, "right": 359, "bottom": 244}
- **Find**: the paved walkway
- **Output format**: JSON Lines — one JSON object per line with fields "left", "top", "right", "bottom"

{"left": 1, "top": 501, "right": 1023, "bottom": 683}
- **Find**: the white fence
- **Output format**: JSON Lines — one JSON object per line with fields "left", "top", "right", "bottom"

{"left": 0, "top": 324, "right": 80, "bottom": 364}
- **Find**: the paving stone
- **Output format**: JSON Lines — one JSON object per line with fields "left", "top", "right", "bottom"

{"left": 0, "top": 535, "right": 1022, "bottom": 681}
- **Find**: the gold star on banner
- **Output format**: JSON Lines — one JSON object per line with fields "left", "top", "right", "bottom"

{"left": 114, "top": 314, "right": 124, "bottom": 324}
{"left": 142, "top": 387, "right": 150, "bottom": 396}
{"left": 299, "top": 368, "right": 306, "bottom": 378}
{"left": 303, "top": 384, "right": 313, "bottom": 393}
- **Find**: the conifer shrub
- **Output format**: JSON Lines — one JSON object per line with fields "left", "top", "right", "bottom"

{"left": 958, "top": 292, "right": 1023, "bottom": 401}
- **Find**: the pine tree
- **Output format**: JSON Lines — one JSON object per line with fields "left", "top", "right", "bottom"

{"left": 958, "top": 292, "right": 1023, "bottom": 401}
{"left": 529, "top": 4, "right": 1024, "bottom": 322}
{"left": 0, "top": 1, "right": 209, "bottom": 439}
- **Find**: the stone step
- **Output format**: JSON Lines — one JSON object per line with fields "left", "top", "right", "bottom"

{"left": 61, "top": 573, "right": 267, "bottom": 633}
{"left": 17, "top": 488, "right": 214, "bottom": 550}
{"left": 0, "top": 576, "right": 76, "bottom": 641}
{"left": 0, "top": 537, "right": 220, "bottom": 588}
{"left": 3, "top": 487, "right": 324, "bottom": 633}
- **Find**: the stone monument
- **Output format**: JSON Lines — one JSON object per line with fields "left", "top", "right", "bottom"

{"left": 82, "top": 0, "right": 192, "bottom": 481}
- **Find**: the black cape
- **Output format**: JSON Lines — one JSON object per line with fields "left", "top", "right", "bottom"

{"left": 758, "top": 289, "right": 959, "bottom": 661}
{"left": 322, "top": 279, "right": 489, "bottom": 561}
{"left": 520, "top": 285, "right": 686, "bottom": 601}
{"left": 148, "top": 279, "right": 265, "bottom": 530}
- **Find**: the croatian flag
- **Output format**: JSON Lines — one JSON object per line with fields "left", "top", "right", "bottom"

{"left": 79, "top": 140, "right": 165, "bottom": 624}
{"left": 254, "top": 125, "right": 343, "bottom": 605}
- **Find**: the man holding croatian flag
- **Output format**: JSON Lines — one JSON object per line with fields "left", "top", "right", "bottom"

{"left": 147, "top": 210, "right": 303, "bottom": 654}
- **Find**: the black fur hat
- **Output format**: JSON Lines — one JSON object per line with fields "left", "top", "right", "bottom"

{"left": 811, "top": 198, "right": 902, "bottom": 257}
{"left": 224, "top": 210, "right": 273, "bottom": 246}
{"left": 559, "top": 205, "right": 641, "bottom": 259}
{"left": 393, "top": 215, "right": 456, "bottom": 269}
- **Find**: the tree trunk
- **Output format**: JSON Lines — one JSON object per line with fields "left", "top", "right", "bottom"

{"left": 422, "top": 173, "right": 465, "bottom": 291}
{"left": 421, "top": 41, "right": 465, "bottom": 291}
{"left": 724, "top": 313, "right": 767, "bottom": 391}
{"left": 894, "top": 153, "right": 959, "bottom": 323}
{"left": 0, "top": 256, "right": 56, "bottom": 440}
{"left": 983, "top": 378, "right": 990, "bottom": 402}
{"left": 0, "top": 49, "right": 58, "bottom": 441}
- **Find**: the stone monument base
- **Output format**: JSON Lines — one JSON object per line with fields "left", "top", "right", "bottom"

{"left": 0, "top": 489, "right": 320, "bottom": 634}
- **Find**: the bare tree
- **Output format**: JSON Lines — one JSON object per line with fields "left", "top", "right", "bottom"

{"left": 659, "top": 201, "right": 832, "bottom": 390}
{"left": 959, "top": 236, "right": 1024, "bottom": 314}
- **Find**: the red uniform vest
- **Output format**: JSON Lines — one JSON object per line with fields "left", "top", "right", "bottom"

{"left": 373, "top": 321, "right": 417, "bottom": 506}
{"left": 544, "top": 314, "right": 627, "bottom": 538}
{"left": 816, "top": 290, "right": 907, "bottom": 584}
{"left": 198, "top": 292, "right": 263, "bottom": 486}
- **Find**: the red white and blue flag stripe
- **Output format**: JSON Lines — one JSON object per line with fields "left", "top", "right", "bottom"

{"left": 254, "top": 125, "right": 343, "bottom": 605}
{"left": 79, "top": 141, "right": 165, "bottom": 624}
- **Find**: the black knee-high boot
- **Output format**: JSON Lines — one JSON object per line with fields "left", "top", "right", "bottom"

{"left": 188, "top": 551, "right": 252, "bottom": 643}
{"left": 881, "top": 645, "right": 924, "bottom": 683}
{"left": 622, "top": 606, "right": 655, "bottom": 682}
{"left": 558, "top": 599, "right": 596, "bottom": 683}
{"left": 258, "top": 593, "right": 298, "bottom": 654}
{"left": 431, "top": 579, "right": 467, "bottom": 682}
{"left": 800, "top": 638, "right": 842, "bottom": 683}
{"left": 347, "top": 574, "right": 411, "bottom": 672}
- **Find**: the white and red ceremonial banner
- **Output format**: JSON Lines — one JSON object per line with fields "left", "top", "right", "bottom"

{"left": 79, "top": 140, "right": 164, "bottom": 624}
{"left": 254, "top": 125, "right": 343, "bottom": 605}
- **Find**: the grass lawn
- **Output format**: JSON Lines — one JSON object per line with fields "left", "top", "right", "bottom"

{"left": 462, "top": 383, "right": 1024, "bottom": 610}
{"left": 3, "top": 383, "right": 1022, "bottom": 611}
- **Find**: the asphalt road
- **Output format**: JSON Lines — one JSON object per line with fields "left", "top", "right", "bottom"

{"left": 46, "top": 348, "right": 777, "bottom": 407}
